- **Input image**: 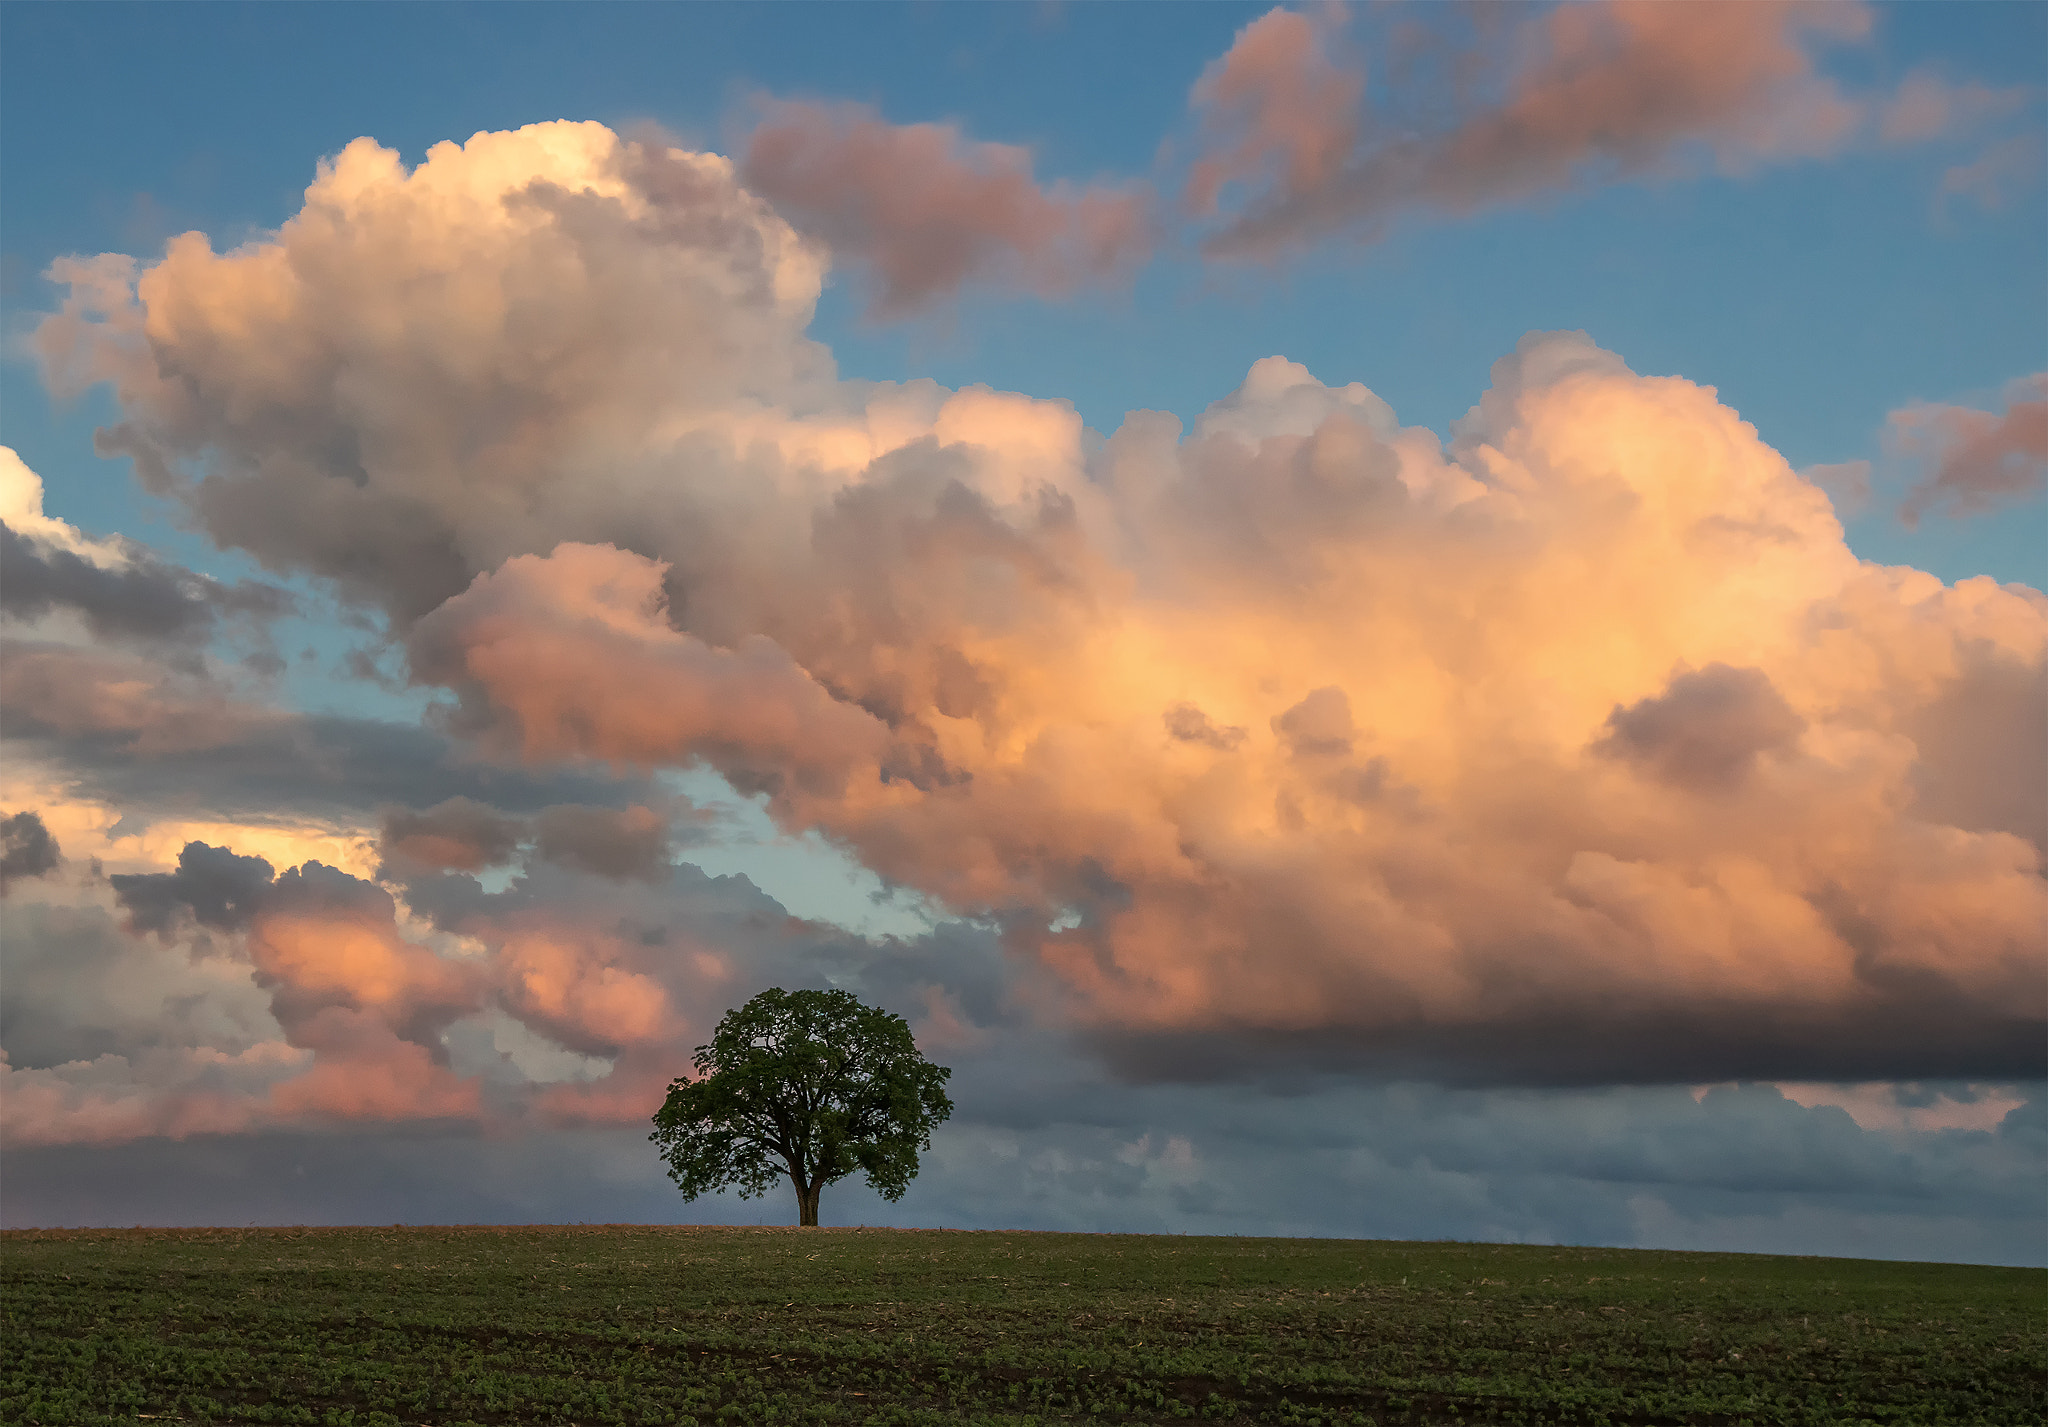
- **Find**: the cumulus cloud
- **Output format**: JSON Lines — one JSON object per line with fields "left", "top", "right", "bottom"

{"left": 35, "top": 800, "right": 2040, "bottom": 1266}
{"left": 1892, "top": 373, "right": 2048, "bottom": 527}
{"left": 1905, "top": 639, "right": 2046, "bottom": 849}
{"left": 1, "top": 844, "right": 489, "bottom": 1147}
{"left": 1186, "top": 2, "right": 2011, "bottom": 258}
{"left": 0, "top": 893, "right": 286, "bottom": 1110}
{"left": 411, "top": 328, "right": 2044, "bottom": 1082}
{"left": 31, "top": 120, "right": 2048, "bottom": 1100}
{"left": 0, "top": 523, "right": 288, "bottom": 650}
{"left": 86, "top": 843, "right": 485, "bottom": 1132}
{"left": 740, "top": 100, "right": 1153, "bottom": 317}
{"left": 34, "top": 123, "right": 832, "bottom": 626}
{"left": 1801, "top": 459, "right": 1872, "bottom": 514}
{"left": 7, "top": 809, "right": 980, "bottom": 1146}
{"left": 133, "top": 853, "right": 477, "bottom": 1034}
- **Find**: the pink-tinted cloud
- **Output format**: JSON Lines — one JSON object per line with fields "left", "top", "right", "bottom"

{"left": 7, "top": 835, "right": 731, "bottom": 1146}
{"left": 1771, "top": 1080, "right": 2028, "bottom": 1134}
{"left": 533, "top": 1046, "right": 687, "bottom": 1129}
{"left": 0, "top": 1022, "right": 478, "bottom": 1147}
{"left": 485, "top": 913, "right": 680, "bottom": 1059}
{"left": 1187, "top": 2, "right": 2014, "bottom": 259}
{"left": 532, "top": 803, "right": 680, "bottom": 882}
{"left": 0, "top": 1044, "right": 292, "bottom": 1148}
{"left": 1185, "top": 7, "right": 1362, "bottom": 221}
{"left": 1893, "top": 374, "right": 2048, "bottom": 527}
{"left": 264, "top": 1009, "right": 480, "bottom": 1124}
{"left": 741, "top": 99, "right": 1152, "bottom": 317}
{"left": 69, "top": 847, "right": 494, "bottom": 1141}
{"left": 248, "top": 896, "right": 478, "bottom": 1040}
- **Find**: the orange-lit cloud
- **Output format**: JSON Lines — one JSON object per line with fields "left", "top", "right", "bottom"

{"left": 409, "top": 543, "right": 893, "bottom": 804}
{"left": 395, "top": 332, "right": 2045, "bottom": 1082}
{"left": 27, "top": 820, "right": 808, "bottom": 1145}
{"left": 487, "top": 915, "right": 678, "bottom": 1057}
{"left": 32, "top": 121, "right": 2047, "bottom": 1094}
{"left": 741, "top": 99, "right": 1152, "bottom": 317}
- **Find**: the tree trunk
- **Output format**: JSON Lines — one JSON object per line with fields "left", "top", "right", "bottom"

{"left": 797, "top": 1181, "right": 822, "bottom": 1227}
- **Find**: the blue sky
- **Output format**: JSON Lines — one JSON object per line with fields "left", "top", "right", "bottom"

{"left": 1, "top": 2, "right": 2043, "bottom": 1261}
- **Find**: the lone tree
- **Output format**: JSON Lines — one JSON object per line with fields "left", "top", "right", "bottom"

{"left": 650, "top": 987, "right": 953, "bottom": 1226}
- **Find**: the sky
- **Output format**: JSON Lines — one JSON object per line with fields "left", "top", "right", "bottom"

{"left": 1, "top": 1, "right": 2043, "bottom": 1265}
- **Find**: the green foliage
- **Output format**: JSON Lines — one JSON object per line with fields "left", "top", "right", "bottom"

{"left": 650, "top": 987, "right": 953, "bottom": 1225}
{"left": 3, "top": 1226, "right": 2042, "bottom": 1426}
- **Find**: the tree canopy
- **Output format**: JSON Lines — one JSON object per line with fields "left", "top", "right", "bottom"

{"left": 649, "top": 987, "right": 953, "bottom": 1226}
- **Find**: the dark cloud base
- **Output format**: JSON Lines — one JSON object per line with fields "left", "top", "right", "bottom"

{"left": 5, "top": 1079, "right": 2041, "bottom": 1268}
{"left": 1092, "top": 1003, "right": 2048, "bottom": 1089}
{"left": 8, "top": 711, "right": 650, "bottom": 826}
{"left": 0, "top": 520, "right": 292, "bottom": 649}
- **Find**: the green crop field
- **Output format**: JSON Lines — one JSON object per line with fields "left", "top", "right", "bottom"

{"left": 2, "top": 1226, "right": 2040, "bottom": 1427}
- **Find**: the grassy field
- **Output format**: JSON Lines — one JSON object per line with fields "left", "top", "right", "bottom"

{"left": 2, "top": 1226, "right": 2040, "bottom": 1426}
